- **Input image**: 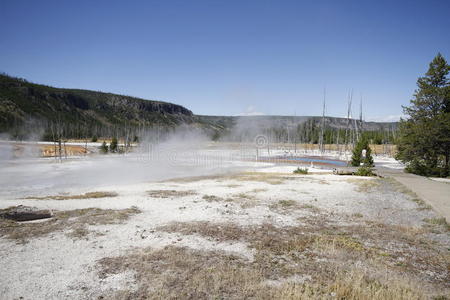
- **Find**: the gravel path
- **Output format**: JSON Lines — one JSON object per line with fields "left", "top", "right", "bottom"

{"left": 378, "top": 167, "right": 450, "bottom": 223}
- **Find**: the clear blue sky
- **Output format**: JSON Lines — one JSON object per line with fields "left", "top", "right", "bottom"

{"left": 1, "top": 0, "right": 449, "bottom": 121}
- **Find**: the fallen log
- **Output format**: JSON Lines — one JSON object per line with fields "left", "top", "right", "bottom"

{"left": 333, "top": 168, "right": 357, "bottom": 175}
{"left": 0, "top": 205, "right": 52, "bottom": 222}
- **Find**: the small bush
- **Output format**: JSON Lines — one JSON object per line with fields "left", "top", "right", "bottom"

{"left": 91, "top": 136, "right": 98, "bottom": 142}
{"left": 355, "top": 166, "right": 375, "bottom": 176}
{"left": 109, "top": 137, "right": 118, "bottom": 152}
{"left": 293, "top": 167, "right": 308, "bottom": 174}
{"left": 100, "top": 141, "right": 108, "bottom": 153}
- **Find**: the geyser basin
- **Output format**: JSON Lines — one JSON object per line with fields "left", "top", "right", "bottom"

{"left": 259, "top": 156, "right": 347, "bottom": 167}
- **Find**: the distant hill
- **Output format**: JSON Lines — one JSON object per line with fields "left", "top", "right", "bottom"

{"left": 196, "top": 115, "right": 397, "bottom": 132}
{"left": 0, "top": 74, "right": 397, "bottom": 141}
{"left": 0, "top": 74, "right": 194, "bottom": 133}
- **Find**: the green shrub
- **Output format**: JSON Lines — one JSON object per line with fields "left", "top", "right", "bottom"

{"left": 109, "top": 137, "right": 118, "bottom": 153}
{"left": 100, "top": 141, "right": 108, "bottom": 154}
{"left": 91, "top": 136, "right": 98, "bottom": 142}
{"left": 293, "top": 167, "right": 308, "bottom": 174}
{"left": 355, "top": 166, "right": 375, "bottom": 176}
{"left": 351, "top": 138, "right": 374, "bottom": 167}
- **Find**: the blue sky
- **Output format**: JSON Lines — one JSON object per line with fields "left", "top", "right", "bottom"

{"left": 1, "top": 0, "right": 449, "bottom": 121}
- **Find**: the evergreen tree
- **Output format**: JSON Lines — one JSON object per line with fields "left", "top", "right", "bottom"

{"left": 351, "top": 138, "right": 374, "bottom": 167}
{"left": 109, "top": 137, "right": 118, "bottom": 153}
{"left": 396, "top": 53, "right": 450, "bottom": 177}
{"left": 100, "top": 141, "right": 108, "bottom": 153}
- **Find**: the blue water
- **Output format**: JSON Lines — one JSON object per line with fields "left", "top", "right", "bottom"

{"left": 262, "top": 156, "right": 347, "bottom": 167}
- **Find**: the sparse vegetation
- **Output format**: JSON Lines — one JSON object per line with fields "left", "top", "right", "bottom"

{"left": 97, "top": 245, "right": 431, "bottom": 300}
{"left": 24, "top": 191, "right": 118, "bottom": 200}
{"left": 233, "top": 172, "right": 285, "bottom": 185}
{"left": 100, "top": 141, "right": 108, "bottom": 153}
{"left": 0, "top": 206, "right": 140, "bottom": 242}
{"left": 423, "top": 217, "right": 450, "bottom": 231}
{"left": 147, "top": 189, "right": 197, "bottom": 198}
{"left": 111, "top": 217, "right": 450, "bottom": 299}
{"left": 202, "top": 194, "right": 223, "bottom": 202}
{"left": 278, "top": 199, "right": 297, "bottom": 207}
{"left": 355, "top": 165, "right": 375, "bottom": 176}
{"left": 384, "top": 177, "right": 433, "bottom": 210}
{"left": 109, "top": 137, "right": 118, "bottom": 153}
{"left": 293, "top": 167, "right": 308, "bottom": 174}
{"left": 347, "top": 178, "right": 380, "bottom": 192}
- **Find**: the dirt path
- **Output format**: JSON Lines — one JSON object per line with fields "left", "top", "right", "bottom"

{"left": 377, "top": 167, "right": 450, "bottom": 223}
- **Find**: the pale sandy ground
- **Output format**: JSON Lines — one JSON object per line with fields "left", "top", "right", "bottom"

{"left": 1, "top": 151, "right": 448, "bottom": 299}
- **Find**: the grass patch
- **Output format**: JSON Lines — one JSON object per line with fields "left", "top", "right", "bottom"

{"left": 147, "top": 190, "right": 197, "bottom": 198}
{"left": 156, "top": 220, "right": 450, "bottom": 291}
{"left": 355, "top": 166, "right": 375, "bottom": 176}
{"left": 24, "top": 191, "right": 118, "bottom": 200}
{"left": 97, "top": 245, "right": 431, "bottom": 300}
{"left": 0, "top": 206, "right": 140, "bottom": 242}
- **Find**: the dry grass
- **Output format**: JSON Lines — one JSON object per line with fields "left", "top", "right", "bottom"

{"left": 347, "top": 178, "right": 381, "bottom": 193}
{"left": 384, "top": 178, "right": 432, "bottom": 210}
{"left": 160, "top": 175, "right": 223, "bottom": 183}
{"left": 147, "top": 190, "right": 197, "bottom": 198}
{"left": 250, "top": 188, "right": 268, "bottom": 193}
{"left": 229, "top": 172, "right": 286, "bottom": 185}
{"left": 225, "top": 184, "right": 242, "bottom": 188}
{"left": 423, "top": 217, "right": 450, "bottom": 231}
{"left": 156, "top": 220, "right": 450, "bottom": 289}
{"left": 0, "top": 206, "right": 140, "bottom": 242}
{"left": 269, "top": 200, "right": 321, "bottom": 214}
{"left": 202, "top": 194, "right": 224, "bottom": 202}
{"left": 97, "top": 246, "right": 430, "bottom": 300}
{"left": 234, "top": 192, "right": 256, "bottom": 200}
{"left": 224, "top": 192, "right": 258, "bottom": 209}
{"left": 24, "top": 191, "right": 118, "bottom": 200}
{"left": 162, "top": 172, "right": 288, "bottom": 186}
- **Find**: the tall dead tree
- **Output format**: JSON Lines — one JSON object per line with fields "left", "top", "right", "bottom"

{"left": 344, "top": 90, "right": 353, "bottom": 161}
{"left": 319, "top": 88, "right": 326, "bottom": 154}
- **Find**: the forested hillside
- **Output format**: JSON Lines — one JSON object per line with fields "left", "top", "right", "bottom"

{"left": 0, "top": 74, "right": 397, "bottom": 143}
{"left": 0, "top": 74, "right": 194, "bottom": 138}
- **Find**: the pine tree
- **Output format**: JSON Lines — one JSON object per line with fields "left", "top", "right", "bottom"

{"left": 351, "top": 137, "right": 374, "bottom": 167}
{"left": 396, "top": 53, "right": 450, "bottom": 177}
{"left": 100, "top": 141, "right": 108, "bottom": 153}
{"left": 109, "top": 137, "right": 118, "bottom": 153}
